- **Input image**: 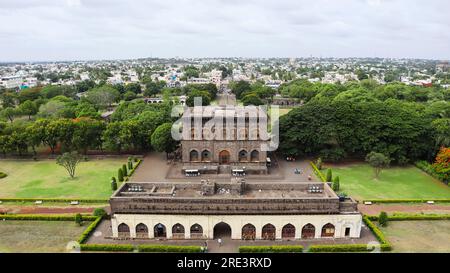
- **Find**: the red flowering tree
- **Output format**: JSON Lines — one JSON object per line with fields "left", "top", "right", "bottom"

{"left": 432, "top": 147, "right": 450, "bottom": 182}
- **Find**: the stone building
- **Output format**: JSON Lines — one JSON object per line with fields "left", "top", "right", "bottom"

{"left": 110, "top": 180, "right": 362, "bottom": 240}
{"left": 180, "top": 105, "right": 270, "bottom": 175}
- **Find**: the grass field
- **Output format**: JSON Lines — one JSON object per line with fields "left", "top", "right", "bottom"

{"left": 380, "top": 221, "right": 450, "bottom": 253}
{"left": 0, "top": 220, "right": 89, "bottom": 253}
{"left": 324, "top": 163, "right": 450, "bottom": 200}
{"left": 0, "top": 158, "right": 126, "bottom": 199}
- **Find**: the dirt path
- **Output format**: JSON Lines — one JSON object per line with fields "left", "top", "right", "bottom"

{"left": 358, "top": 203, "right": 450, "bottom": 216}
{"left": 0, "top": 205, "right": 101, "bottom": 214}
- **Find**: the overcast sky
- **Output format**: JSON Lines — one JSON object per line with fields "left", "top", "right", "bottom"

{"left": 0, "top": 0, "right": 449, "bottom": 61}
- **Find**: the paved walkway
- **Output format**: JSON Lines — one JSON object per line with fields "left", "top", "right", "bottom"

{"left": 358, "top": 203, "right": 450, "bottom": 216}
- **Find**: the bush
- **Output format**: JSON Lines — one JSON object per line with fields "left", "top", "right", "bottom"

{"left": 316, "top": 158, "right": 323, "bottom": 170}
{"left": 118, "top": 168, "right": 124, "bottom": 182}
{"left": 319, "top": 148, "right": 347, "bottom": 162}
{"left": 362, "top": 199, "right": 450, "bottom": 204}
{"left": 332, "top": 176, "right": 340, "bottom": 191}
{"left": 80, "top": 244, "right": 135, "bottom": 252}
{"left": 326, "top": 169, "right": 333, "bottom": 182}
{"left": 75, "top": 213, "right": 83, "bottom": 226}
{"left": 308, "top": 244, "right": 375, "bottom": 253}
{"left": 0, "top": 172, "right": 7, "bottom": 179}
{"left": 93, "top": 208, "right": 107, "bottom": 218}
{"left": 362, "top": 216, "right": 391, "bottom": 251}
{"left": 111, "top": 180, "right": 117, "bottom": 191}
{"left": 239, "top": 246, "right": 303, "bottom": 253}
{"left": 379, "top": 211, "right": 388, "bottom": 227}
{"left": 77, "top": 216, "right": 103, "bottom": 244}
{"left": 416, "top": 161, "right": 448, "bottom": 185}
{"left": 128, "top": 161, "right": 133, "bottom": 170}
{"left": 137, "top": 245, "right": 202, "bottom": 253}
{"left": 310, "top": 161, "right": 326, "bottom": 182}
{"left": 122, "top": 164, "right": 128, "bottom": 177}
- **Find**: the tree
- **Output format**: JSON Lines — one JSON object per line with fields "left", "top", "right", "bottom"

{"left": 432, "top": 147, "right": 450, "bottom": 182}
{"left": 72, "top": 118, "right": 105, "bottom": 154}
{"left": 151, "top": 123, "right": 178, "bottom": 158}
{"left": 111, "top": 177, "right": 118, "bottom": 191}
{"left": 86, "top": 85, "right": 120, "bottom": 108}
{"left": 332, "top": 176, "right": 340, "bottom": 191}
{"left": 122, "top": 164, "right": 128, "bottom": 177}
{"left": 431, "top": 119, "right": 450, "bottom": 148}
{"left": 118, "top": 168, "right": 124, "bottom": 182}
{"left": 326, "top": 169, "right": 333, "bottom": 182}
{"left": 56, "top": 152, "right": 83, "bottom": 178}
{"left": 379, "top": 211, "right": 388, "bottom": 227}
{"left": 75, "top": 213, "right": 83, "bottom": 226}
{"left": 230, "top": 80, "right": 251, "bottom": 99}
{"left": 0, "top": 107, "right": 20, "bottom": 122}
{"left": 93, "top": 208, "right": 107, "bottom": 218}
{"left": 123, "top": 91, "right": 137, "bottom": 101}
{"left": 37, "top": 100, "right": 66, "bottom": 118}
{"left": 365, "top": 152, "right": 390, "bottom": 179}
{"left": 124, "top": 83, "right": 142, "bottom": 94}
{"left": 19, "top": 100, "right": 38, "bottom": 119}
{"left": 186, "top": 90, "right": 211, "bottom": 107}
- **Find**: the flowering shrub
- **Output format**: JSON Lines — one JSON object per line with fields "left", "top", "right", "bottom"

{"left": 432, "top": 147, "right": 450, "bottom": 183}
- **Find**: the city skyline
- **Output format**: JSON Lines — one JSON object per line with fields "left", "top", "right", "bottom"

{"left": 0, "top": 0, "right": 449, "bottom": 62}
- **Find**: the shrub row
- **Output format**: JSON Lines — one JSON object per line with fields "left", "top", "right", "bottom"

{"left": 0, "top": 172, "right": 7, "bottom": 179}
{"left": 77, "top": 216, "right": 103, "bottom": 244}
{"left": 0, "top": 214, "right": 98, "bottom": 221}
{"left": 415, "top": 161, "right": 449, "bottom": 185}
{"left": 123, "top": 159, "right": 142, "bottom": 182}
{"left": 239, "top": 246, "right": 303, "bottom": 253}
{"left": 80, "top": 244, "right": 135, "bottom": 252}
{"left": 309, "top": 161, "right": 326, "bottom": 182}
{"left": 308, "top": 244, "right": 376, "bottom": 253}
{"left": 362, "top": 216, "right": 391, "bottom": 251}
{"left": 137, "top": 245, "right": 202, "bottom": 253}
{"left": 368, "top": 213, "right": 450, "bottom": 221}
{"left": 362, "top": 199, "right": 450, "bottom": 204}
{"left": 0, "top": 198, "right": 108, "bottom": 204}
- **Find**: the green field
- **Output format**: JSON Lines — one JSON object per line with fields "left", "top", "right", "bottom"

{"left": 0, "top": 158, "right": 126, "bottom": 199}
{"left": 0, "top": 220, "right": 88, "bottom": 253}
{"left": 325, "top": 164, "right": 450, "bottom": 200}
{"left": 380, "top": 221, "right": 450, "bottom": 253}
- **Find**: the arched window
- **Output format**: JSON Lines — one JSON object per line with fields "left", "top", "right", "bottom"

{"left": 321, "top": 223, "right": 335, "bottom": 238}
{"left": 262, "top": 224, "right": 276, "bottom": 240}
{"left": 238, "top": 150, "right": 248, "bottom": 162}
{"left": 154, "top": 223, "right": 167, "bottom": 238}
{"left": 242, "top": 224, "right": 256, "bottom": 240}
{"left": 190, "top": 224, "right": 203, "bottom": 239}
{"left": 282, "top": 224, "right": 296, "bottom": 239}
{"left": 250, "top": 150, "right": 260, "bottom": 162}
{"left": 301, "top": 223, "right": 315, "bottom": 239}
{"left": 219, "top": 150, "right": 230, "bottom": 165}
{"left": 201, "top": 150, "right": 211, "bottom": 162}
{"left": 172, "top": 223, "right": 185, "bottom": 239}
{"left": 190, "top": 150, "right": 199, "bottom": 162}
{"left": 135, "top": 223, "right": 148, "bottom": 239}
{"left": 118, "top": 223, "right": 130, "bottom": 238}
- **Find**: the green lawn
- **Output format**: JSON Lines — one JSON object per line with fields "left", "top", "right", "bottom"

{"left": 0, "top": 158, "right": 126, "bottom": 199}
{"left": 0, "top": 220, "right": 88, "bottom": 253}
{"left": 325, "top": 163, "right": 450, "bottom": 200}
{"left": 380, "top": 221, "right": 450, "bottom": 253}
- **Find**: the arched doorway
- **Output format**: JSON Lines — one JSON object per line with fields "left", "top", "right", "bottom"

{"left": 190, "top": 223, "right": 203, "bottom": 239}
{"left": 190, "top": 150, "right": 199, "bottom": 161}
{"left": 135, "top": 223, "right": 148, "bottom": 239}
{"left": 238, "top": 150, "right": 248, "bottom": 162}
{"left": 321, "top": 223, "right": 335, "bottom": 238}
{"left": 250, "top": 150, "right": 259, "bottom": 162}
{"left": 172, "top": 223, "right": 185, "bottom": 239}
{"left": 154, "top": 223, "right": 167, "bottom": 238}
{"left": 219, "top": 150, "right": 230, "bottom": 165}
{"left": 242, "top": 224, "right": 256, "bottom": 240}
{"left": 213, "top": 222, "right": 231, "bottom": 239}
{"left": 301, "top": 223, "right": 315, "bottom": 239}
{"left": 118, "top": 223, "right": 130, "bottom": 238}
{"left": 262, "top": 224, "right": 276, "bottom": 240}
{"left": 201, "top": 150, "right": 211, "bottom": 162}
{"left": 282, "top": 224, "right": 296, "bottom": 240}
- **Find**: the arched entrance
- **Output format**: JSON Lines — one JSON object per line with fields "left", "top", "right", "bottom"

{"left": 172, "top": 223, "right": 185, "bottom": 239}
{"left": 301, "top": 223, "right": 315, "bottom": 239}
{"left": 190, "top": 224, "right": 203, "bottom": 239}
{"left": 219, "top": 150, "right": 230, "bottom": 165}
{"left": 213, "top": 222, "right": 231, "bottom": 239}
{"left": 262, "top": 224, "right": 276, "bottom": 240}
{"left": 154, "top": 223, "right": 167, "bottom": 238}
{"left": 135, "top": 223, "right": 148, "bottom": 239}
{"left": 321, "top": 223, "right": 335, "bottom": 238}
{"left": 118, "top": 223, "right": 130, "bottom": 238}
{"left": 242, "top": 224, "right": 256, "bottom": 240}
{"left": 282, "top": 224, "right": 296, "bottom": 240}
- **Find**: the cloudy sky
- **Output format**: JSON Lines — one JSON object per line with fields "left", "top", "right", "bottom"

{"left": 0, "top": 0, "right": 449, "bottom": 61}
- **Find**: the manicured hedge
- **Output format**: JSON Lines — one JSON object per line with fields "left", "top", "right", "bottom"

{"left": 77, "top": 216, "right": 103, "bottom": 244}
{"left": 308, "top": 244, "right": 376, "bottom": 253}
{"left": 0, "top": 198, "right": 108, "bottom": 204}
{"left": 0, "top": 214, "right": 98, "bottom": 221}
{"left": 362, "top": 215, "right": 391, "bottom": 251}
{"left": 368, "top": 214, "right": 450, "bottom": 221}
{"left": 362, "top": 199, "right": 450, "bottom": 204}
{"left": 239, "top": 246, "right": 303, "bottom": 253}
{"left": 0, "top": 172, "right": 7, "bottom": 179}
{"left": 415, "top": 161, "right": 448, "bottom": 185}
{"left": 310, "top": 161, "right": 326, "bottom": 182}
{"left": 137, "top": 245, "right": 202, "bottom": 253}
{"left": 80, "top": 244, "right": 135, "bottom": 252}
{"left": 128, "top": 159, "right": 142, "bottom": 177}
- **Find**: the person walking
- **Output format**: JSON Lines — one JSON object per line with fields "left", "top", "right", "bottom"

{"left": 218, "top": 238, "right": 222, "bottom": 247}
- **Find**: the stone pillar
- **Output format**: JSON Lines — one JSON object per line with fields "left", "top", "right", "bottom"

{"left": 315, "top": 223, "right": 322, "bottom": 239}
{"left": 275, "top": 226, "right": 282, "bottom": 240}
{"left": 130, "top": 221, "right": 136, "bottom": 238}
{"left": 166, "top": 224, "right": 173, "bottom": 239}
{"left": 255, "top": 224, "right": 262, "bottom": 240}
{"left": 111, "top": 217, "right": 118, "bottom": 238}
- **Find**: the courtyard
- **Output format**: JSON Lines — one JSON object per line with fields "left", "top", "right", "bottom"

{"left": 0, "top": 220, "right": 89, "bottom": 253}
{"left": 0, "top": 158, "right": 126, "bottom": 199}
{"left": 323, "top": 163, "right": 450, "bottom": 200}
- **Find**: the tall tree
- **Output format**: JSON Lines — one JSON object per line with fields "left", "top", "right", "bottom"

{"left": 56, "top": 152, "right": 83, "bottom": 178}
